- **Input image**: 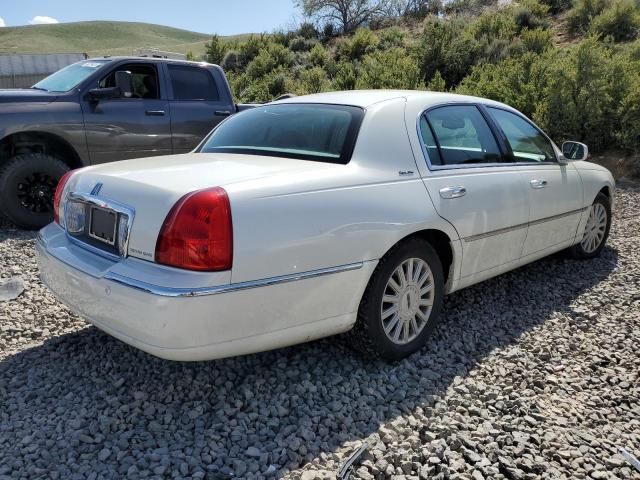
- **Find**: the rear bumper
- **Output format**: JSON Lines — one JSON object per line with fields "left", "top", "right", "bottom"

{"left": 36, "top": 224, "right": 375, "bottom": 361}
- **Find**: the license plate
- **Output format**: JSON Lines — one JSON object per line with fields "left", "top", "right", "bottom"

{"left": 89, "top": 206, "right": 117, "bottom": 246}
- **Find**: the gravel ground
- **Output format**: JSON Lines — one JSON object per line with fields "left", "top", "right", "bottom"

{"left": 1, "top": 183, "right": 639, "bottom": 480}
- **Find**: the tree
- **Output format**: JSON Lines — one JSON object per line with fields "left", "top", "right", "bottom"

{"left": 297, "top": 0, "right": 389, "bottom": 33}
{"left": 205, "top": 34, "right": 228, "bottom": 65}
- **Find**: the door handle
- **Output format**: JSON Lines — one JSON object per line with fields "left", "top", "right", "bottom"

{"left": 439, "top": 186, "right": 467, "bottom": 199}
{"left": 145, "top": 110, "right": 166, "bottom": 116}
{"left": 530, "top": 179, "right": 548, "bottom": 189}
{"left": 215, "top": 110, "right": 232, "bottom": 116}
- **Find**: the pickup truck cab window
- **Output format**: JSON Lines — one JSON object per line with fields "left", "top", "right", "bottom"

{"left": 168, "top": 65, "right": 219, "bottom": 101}
{"left": 200, "top": 104, "right": 363, "bottom": 164}
{"left": 487, "top": 107, "right": 556, "bottom": 162}
{"left": 421, "top": 105, "right": 502, "bottom": 166}
{"left": 99, "top": 64, "right": 160, "bottom": 99}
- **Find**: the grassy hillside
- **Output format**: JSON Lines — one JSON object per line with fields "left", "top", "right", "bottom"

{"left": 0, "top": 21, "right": 250, "bottom": 58}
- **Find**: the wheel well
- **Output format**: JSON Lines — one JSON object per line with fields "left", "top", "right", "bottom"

{"left": 396, "top": 229, "right": 454, "bottom": 284}
{"left": 0, "top": 132, "right": 83, "bottom": 169}
{"left": 598, "top": 186, "right": 611, "bottom": 199}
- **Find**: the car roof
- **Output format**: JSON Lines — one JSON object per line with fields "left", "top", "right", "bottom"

{"left": 85, "top": 56, "right": 216, "bottom": 67}
{"left": 276, "top": 90, "right": 512, "bottom": 110}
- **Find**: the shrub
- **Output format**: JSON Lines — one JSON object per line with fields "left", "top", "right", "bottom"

{"left": 378, "top": 27, "right": 406, "bottom": 49}
{"left": 537, "top": 0, "right": 573, "bottom": 13}
{"left": 539, "top": 39, "right": 633, "bottom": 150}
{"left": 338, "top": 28, "right": 379, "bottom": 61}
{"left": 308, "top": 43, "right": 331, "bottom": 67}
{"left": 426, "top": 70, "right": 446, "bottom": 91}
{"left": 245, "top": 43, "right": 295, "bottom": 80}
{"left": 418, "top": 17, "right": 481, "bottom": 87}
{"left": 472, "top": 11, "right": 518, "bottom": 40}
{"left": 520, "top": 27, "right": 553, "bottom": 53}
{"left": 289, "top": 36, "right": 318, "bottom": 52}
{"left": 300, "top": 66, "right": 331, "bottom": 93}
{"left": 221, "top": 50, "right": 241, "bottom": 72}
{"left": 589, "top": 0, "right": 640, "bottom": 42}
{"left": 356, "top": 47, "right": 423, "bottom": 89}
{"left": 617, "top": 80, "right": 640, "bottom": 152}
{"left": 332, "top": 62, "right": 358, "bottom": 90}
{"left": 566, "top": 0, "right": 609, "bottom": 34}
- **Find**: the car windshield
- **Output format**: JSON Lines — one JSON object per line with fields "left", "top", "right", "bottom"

{"left": 32, "top": 60, "right": 110, "bottom": 92}
{"left": 199, "top": 103, "right": 364, "bottom": 164}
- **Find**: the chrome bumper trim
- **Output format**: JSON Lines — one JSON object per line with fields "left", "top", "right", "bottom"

{"left": 104, "top": 262, "right": 365, "bottom": 298}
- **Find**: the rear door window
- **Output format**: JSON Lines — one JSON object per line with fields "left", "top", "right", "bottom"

{"left": 421, "top": 105, "right": 502, "bottom": 166}
{"left": 168, "top": 65, "right": 219, "bottom": 101}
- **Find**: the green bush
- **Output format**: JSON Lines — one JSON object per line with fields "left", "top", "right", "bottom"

{"left": 538, "top": 0, "right": 573, "bottom": 13}
{"left": 589, "top": 0, "right": 640, "bottom": 41}
{"left": 418, "top": 17, "right": 481, "bottom": 87}
{"left": 378, "top": 27, "right": 406, "bottom": 49}
{"left": 289, "top": 36, "right": 318, "bottom": 52}
{"left": 426, "top": 70, "right": 447, "bottom": 91}
{"left": 356, "top": 48, "right": 423, "bottom": 89}
{"left": 300, "top": 66, "right": 331, "bottom": 93}
{"left": 308, "top": 43, "right": 331, "bottom": 67}
{"left": 519, "top": 27, "right": 553, "bottom": 53}
{"left": 567, "top": 0, "right": 609, "bottom": 34}
{"left": 337, "top": 28, "right": 379, "bottom": 61}
{"left": 332, "top": 62, "right": 358, "bottom": 90}
{"left": 471, "top": 11, "right": 518, "bottom": 40}
{"left": 245, "top": 43, "right": 295, "bottom": 80}
{"left": 618, "top": 78, "right": 640, "bottom": 152}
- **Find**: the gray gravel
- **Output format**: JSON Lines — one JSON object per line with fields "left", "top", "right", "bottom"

{"left": 1, "top": 183, "right": 639, "bottom": 480}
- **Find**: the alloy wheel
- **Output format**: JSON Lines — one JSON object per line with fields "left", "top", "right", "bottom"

{"left": 381, "top": 257, "right": 434, "bottom": 345}
{"left": 581, "top": 203, "right": 607, "bottom": 254}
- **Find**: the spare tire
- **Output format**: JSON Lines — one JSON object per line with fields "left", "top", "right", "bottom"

{"left": 0, "top": 153, "right": 70, "bottom": 230}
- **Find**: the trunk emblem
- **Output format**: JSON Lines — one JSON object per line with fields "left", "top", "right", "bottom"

{"left": 90, "top": 183, "right": 103, "bottom": 196}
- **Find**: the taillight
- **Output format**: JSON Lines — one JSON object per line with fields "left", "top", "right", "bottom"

{"left": 155, "top": 187, "right": 233, "bottom": 271}
{"left": 53, "top": 170, "right": 76, "bottom": 225}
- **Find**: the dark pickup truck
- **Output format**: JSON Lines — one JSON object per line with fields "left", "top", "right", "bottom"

{"left": 0, "top": 57, "right": 251, "bottom": 228}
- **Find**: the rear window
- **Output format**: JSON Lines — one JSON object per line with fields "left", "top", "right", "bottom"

{"left": 168, "top": 64, "right": 219, "bottom": 101}
{"left": 199, "top": 104, "right": 364, "bottom": 164}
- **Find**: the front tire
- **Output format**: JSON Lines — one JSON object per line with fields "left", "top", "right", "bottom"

{"left": 0, "top": 154, "right": 70, "bottom": 229}
{"left": 569, "top": 192, "right": 611, "bottom": 259}
{"left": 349, "top": 238, "right": 445, "bottom": 361}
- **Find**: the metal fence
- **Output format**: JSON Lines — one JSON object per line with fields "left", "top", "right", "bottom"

{"left": 0, "top": 53, "right": 86, "bottom": 89}
{"left": 0, "top": 73, "right": 49, "bottom": 89}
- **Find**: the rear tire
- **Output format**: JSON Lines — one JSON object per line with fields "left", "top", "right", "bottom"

{"left": 568, "top": 192, "right": 611, "bottom": 259}
{"left": 0, "top": 154, "right": 70, "bottom": 229}
{"left": 349, "top": 238, "right": 444, "bottom": 361}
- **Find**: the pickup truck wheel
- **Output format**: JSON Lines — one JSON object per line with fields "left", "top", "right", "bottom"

{"left": 568, "top": 192, "right": 611, "bottom": 259}
{"left": 350, "top": 238, "right": 444, "bottom": 361}
{"left": 0, "top": 154, "right": 70, "bottom": 229}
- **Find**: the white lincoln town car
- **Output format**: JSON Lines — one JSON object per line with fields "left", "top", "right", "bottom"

{"left": 36, "top": 91, "right": 614, "bottom": 361}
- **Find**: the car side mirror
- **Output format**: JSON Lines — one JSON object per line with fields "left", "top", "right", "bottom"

{"left": 88, "top": 86, "right": 121, "bottom": 100}
{"left": 562, "top": 141, "right": 589, "bottom": 161}
{"left": 88, "top": 70, "right": 133, "bottom": 101}
{"left": 114, "top": 70, "right": 133, "bottom": 99}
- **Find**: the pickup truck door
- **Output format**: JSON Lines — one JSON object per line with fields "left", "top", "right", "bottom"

{"left": 164, "top": 63, "right": 235, "bottom": 153}
{"left": 483, "top": 107, "right": 583, "bottom": 257}
{"left": 416, "top": 105, "right": 530, "bottom": 280}
{"left": 80, "top": 62, "right": 172, "bottom": 164}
